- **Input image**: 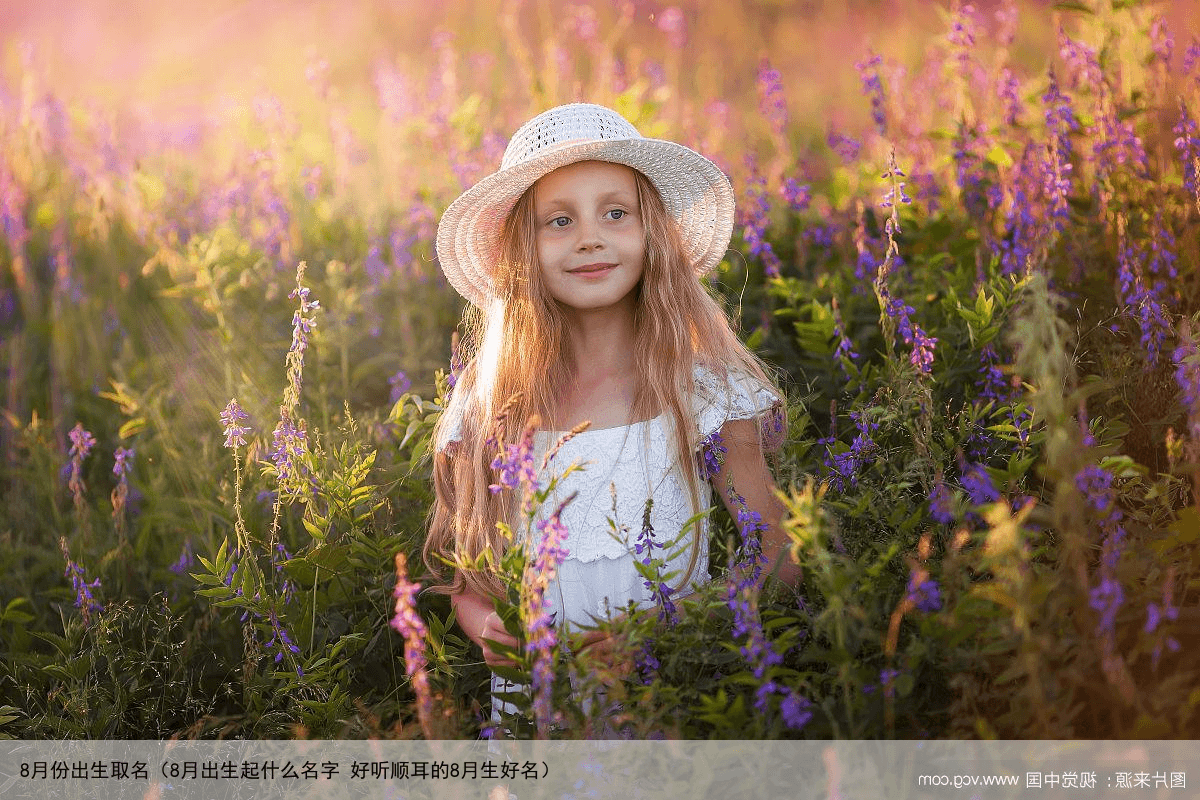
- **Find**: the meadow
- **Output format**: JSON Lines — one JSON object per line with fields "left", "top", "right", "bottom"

{"left": 1, "top": 0, "right": 1199, "bottom": 739}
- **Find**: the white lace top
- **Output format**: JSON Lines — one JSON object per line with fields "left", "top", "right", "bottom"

{"left": 436, "top": 363, "right": 780, "bottom": 722}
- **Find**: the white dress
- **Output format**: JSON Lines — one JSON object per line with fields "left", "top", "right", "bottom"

{"left": 435, "top": 364, "right": 780, "bottom": 726}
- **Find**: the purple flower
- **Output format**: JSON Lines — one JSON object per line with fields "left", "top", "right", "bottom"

{"left": 929, "top": 479, "right": 955, "bottom": 525}
{"left": 1174, "top": 99, "right": 1200, "bottom": 206}
{"left": 832, "top": 299, "right": 859, "bottom": 379}
{"left": 270, "top": 416, "right": 313, "bottom": 498}
{"left": 883, "top": 296, "right": 937, "bottom": 376}
{"left": 780, "top": 690, "right": 813, "bottom": 730}
{"left": 997, "top": 68, "right": 1022, "bottom": 127}
{"left": 525, "top": 498, "right": 572, "bottom": 737}
{"left": 66, "top": 422, "right": 97, "bottom": 508}
{"left": 389, "top": 370, "right": 413, "bottom": 404}
{"left": 740, "top": 156, "right": 783, "bottom": 278}
{"left": 1042, "top": 70, "right": 1077, "bottom": 231}
{"left": 489, "top": 421, "right": 539, "bottom": 496}
{"left": 1151, "top": 16, "right": 1173, "bottom": 65}
{"left": 879, "top": 668, "right": 901, "bottom": 699}
{"left": 391, "top": 552, "right": 433, "bottom": 734}
{"left": 782, "top": 177, "right": 810, "bottom": 212}
{"left": 264, "top": 608, "right": 301, "bottom": 666}
{"left": 60, "top": 538, "right": 102, "bottom": 624}
{"left": 856, "top": 50, "right": 887, "bottom": 136}
{"left": 757, "top": 59, "right": 788, "bottom": 141}
{"left": 1076, "top": 462, "right": 1126, "bottom": 644}
{"left": 634, "top": 499, "right": 678, "bottom": 623}
{"left": 976, "top": 345, "right": 1010, "bottom": 403}
{"left": 827, "top": 130, "right": 861, "bottom": 163}
{"left": 170, "top": 540, "right": 195, "bottom": 576}
{"left": 220, "top": 399, "right": 251, "bottom": 449}
{"left": 906, "top": 574, "right": 943, "bottom": 613}
{"left": 961, "top": 462, "right": 1000, "bottom": 506}
{"left": 1117, "top": 230, "right": 1173, "bottom": 367}
{"left": 698, "top": 431, "right": 727, "bottom": 481}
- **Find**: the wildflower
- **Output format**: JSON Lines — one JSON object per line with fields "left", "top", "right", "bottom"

{"left": 1042, "top": 69, "right": 1077, "bottom": 232}
{"left": 697, "top": 431, "right": 727, "bottom": 480}
{"left": 756, "top": 59, "right": 788, "bottom": 142}
{"left": 856, "top": 50, "right": 887, "bottom": 136}
{"left": 634, "top": 499, "right": 677, "bottom": 623}
{"left": 782, "top": 177, "right": 810, "bottom": 213}
{"left": 928, "top": 478, "right": 955, "bottom": 525}
{"left": 1150, "top": 16, "right": 1173, "bottom": 66}
{"left": 1173, "top": 99, "right": 1200, "bottom": 208}
{"left": 878, "top": 668, "right": 901, "bottom": 699}
{"left": 1117, "top": 222, "right": 1172, "bottom": 368}
{"left": 60, "top": 537, "right": 102, "bottom": 624}
{"left": 111, "top": 446, "right": 134, "bottom": 522}
{"left": 780, "top": 690, "right": 813, "bottom": 730}
{"left": 391, "top": 552, "right": 434, "bottom": 736}
{"left": 388, "top": 370, "right": 412, "bottom": 404}
{"left": 741, "top": 156, "right": 783, "bottom": 278}
{"left": 489, "top": 420, "right": 539, "bottom": 495}
{"left": 827, "top": 130, "right": 860, "bottom": 163}
{"left": 961, "top": 462, "right": 1000, "bottom": 506}
{"left": 66, "top": 422, "right": 97, "bottom": 510}
{"left": 884, "top": 296, "right": 937, "bottom": 376}
{"left": 170, "top": 540, "right": 195, "bottom": 576}
{"left": 905, "top": 573, "right": 943, "bottom": 613}
{"left": 263, "top": 609, "right": 301, "bottom": 666}
{"left": 997, "top": 68, "right": 1022, "bottom": 127}
{"left": 524, "top": 498, "right": 573, "bottom": 738}
{"left": 220, "top": 399, "right": 251, "bottom": 449}
{"left": 824, "top": 409, "right": 879, "bottom": 492}
{"left": 270, "top": 416, "right": 313, "bottom": 497}
{"left": 1076, "top": 462, "right": 1126, "bottom": 643}
{"left": 976, "top": 345, "right": 1010, "bottom": 403}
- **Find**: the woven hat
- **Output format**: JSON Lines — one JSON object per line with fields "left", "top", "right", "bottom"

{"left": 435, "top": 103, "right": 735, "bottom": 308}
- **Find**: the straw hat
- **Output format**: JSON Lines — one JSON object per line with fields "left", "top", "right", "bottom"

{"left": 435, "top": 103, "right": 735, "bottom": 308}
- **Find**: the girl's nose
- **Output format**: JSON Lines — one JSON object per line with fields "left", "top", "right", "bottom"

{"left": 574, "top": 218, "right": 602, "bottom": 250}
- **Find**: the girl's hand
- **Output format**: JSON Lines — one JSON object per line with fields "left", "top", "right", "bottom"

{"left": 451, "top": 586, "right": 520, "bottom": 668}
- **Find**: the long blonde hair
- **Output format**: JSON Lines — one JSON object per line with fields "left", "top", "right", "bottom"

{"left": 423, "top": 166, "right": 782, "bottom": 599}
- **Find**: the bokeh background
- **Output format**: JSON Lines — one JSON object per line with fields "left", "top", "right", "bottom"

{"left": 3, "top": 0, "right": 1200, "bottom": 739}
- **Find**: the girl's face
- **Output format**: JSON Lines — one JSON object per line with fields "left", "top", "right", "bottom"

{"left": 532, "top": 160, "right": 645, "bottom": 315}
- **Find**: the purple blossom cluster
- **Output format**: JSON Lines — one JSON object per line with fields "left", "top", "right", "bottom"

{"left": 111, "top": 446, "right": 134, "bottom": 522}
{"left": 170, "top": 539, "right": 196, "bottom": 576}
{"left": 264, "top": 608, "right": 302, "bottom": 666}
{"left": 884, "top": 296, "right": 937, "bottom": 376}
{"left": 741, "top": 156, "right": 783, "bottom": 278}
{"left": 997, "top": 68, "right": 1022, "bottom": 127}
{"left": 928, "top": 477, "right": 955, "bottom": 525}
{"left": 1174, "top": 100, "right": 1200, "bottom": 206}
{"left": 1075, "top": 463, "right": 1126, "bottom": 645}
{"left": 1173, "top": 324, "right": 1200, "bottom": 439}
{"left": 856, "top": 50, "right": 887, "bottom": 136}
{"left": 827, "top": 130, "right": 861, "bottom": 164}
{"left": 62, "top": 539, "right": 103, "bottom": 624}
{"left": 488, "top": 422, "right": 538, "bottom": 496}
{"left": 66, "top": 422, "right": 97, "bottom": 508}
{"left": 1042, "top": 70, "right": 1077, "bottom": 233}
{"left": 697, "top": 430, "right": 727, "bottom": 481}
{"left": 391, "top": 552, "right": 433, "bottom": 732}
{"left": 633, "top": 499, "right": 677, "bottom": 624}
{"left": 961, "top": 462, "right": 1000, "bottom": 507}
{"left": 831, "top": 299, "right": 859, "bottom": 380}
{"left": 823, "top": 409, "right": 878, "bottom": 492}
{"left": 270, "top": 417, "right": 314, "bottom": 497}
{"left": 1150, "top": 16, "right": 1173, "bottom": 65}
{"left": 525, "top": 502, "right": 572, "bottom": 737}
{"left": 756, "top": 59, "right": 788, "bottom": 143}
{"left": 782, "top": 177, "right": 810, "bottom": 213}
{"left": 997, "top": 142, "right": 1050, "bottom": 277}
{"left": 723, "top": 488, "right": 810, "bottom": 730}
{"left": 389, "top": 370, "right": 413, "bottom": 404}
{"left": 905, "top": 571, "right": 943, "bottom": 613}
{"left": 220, "top": 399, "right": 252, "bottom": 449}
{"left": 1144, "top": 575, "right": 1181, "bottom": 669}
{"left": 1116, "top": 229, "right": 1173, "bottom": 368}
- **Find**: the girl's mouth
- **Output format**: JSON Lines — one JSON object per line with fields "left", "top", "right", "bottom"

{"left": 568, "top": 263, "right": 617, "bottom": 276}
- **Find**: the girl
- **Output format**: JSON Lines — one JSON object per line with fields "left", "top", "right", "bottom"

{"left": 422, "top": 103, "right": 800, "bottom": 731}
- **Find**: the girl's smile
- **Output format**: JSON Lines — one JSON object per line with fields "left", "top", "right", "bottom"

{"left": 533, "top": 160, "right": 645, "bottom": 313}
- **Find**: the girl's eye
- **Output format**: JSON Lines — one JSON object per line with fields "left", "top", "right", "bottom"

{"left": 607, "top": 209, "right": 626, "bottom": 220}
{"left": 549, "top": 216, "right": 570, "bottom": 228}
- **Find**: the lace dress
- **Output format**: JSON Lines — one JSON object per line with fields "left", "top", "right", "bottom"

{"left": 435, "top": 364, "right": 780, "bottom": 726}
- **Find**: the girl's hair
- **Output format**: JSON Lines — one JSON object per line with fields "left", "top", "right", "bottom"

{"left": 423, "top": 165, "right": 782, "bottom": 599}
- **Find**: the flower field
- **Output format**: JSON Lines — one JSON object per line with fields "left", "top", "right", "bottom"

{"left": 2, "top": 0, "right": 1199, "bottom": 740}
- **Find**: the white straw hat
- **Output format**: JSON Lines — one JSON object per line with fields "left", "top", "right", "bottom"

{"left": 435, "top": 103, "right": 735, "bottom": 308}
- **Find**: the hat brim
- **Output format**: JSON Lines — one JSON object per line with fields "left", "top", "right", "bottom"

{"left": 435, "top": 137, "right": 735, "bottom": 308}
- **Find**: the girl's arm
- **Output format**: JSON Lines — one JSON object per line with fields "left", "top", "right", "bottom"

{"left": 451, "top": 581, "right": 520, "bottom": 668}
{"left": 712, "top": 418, "right": 802, "bottom": 591}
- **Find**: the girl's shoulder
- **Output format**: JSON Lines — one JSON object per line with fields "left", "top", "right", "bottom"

{"left": 689, "top": 362, "right": 783, "bottom": 442}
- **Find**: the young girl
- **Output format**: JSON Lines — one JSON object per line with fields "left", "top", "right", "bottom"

{"left": 422, "top": 103, "right": 800, "bottom": 731}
